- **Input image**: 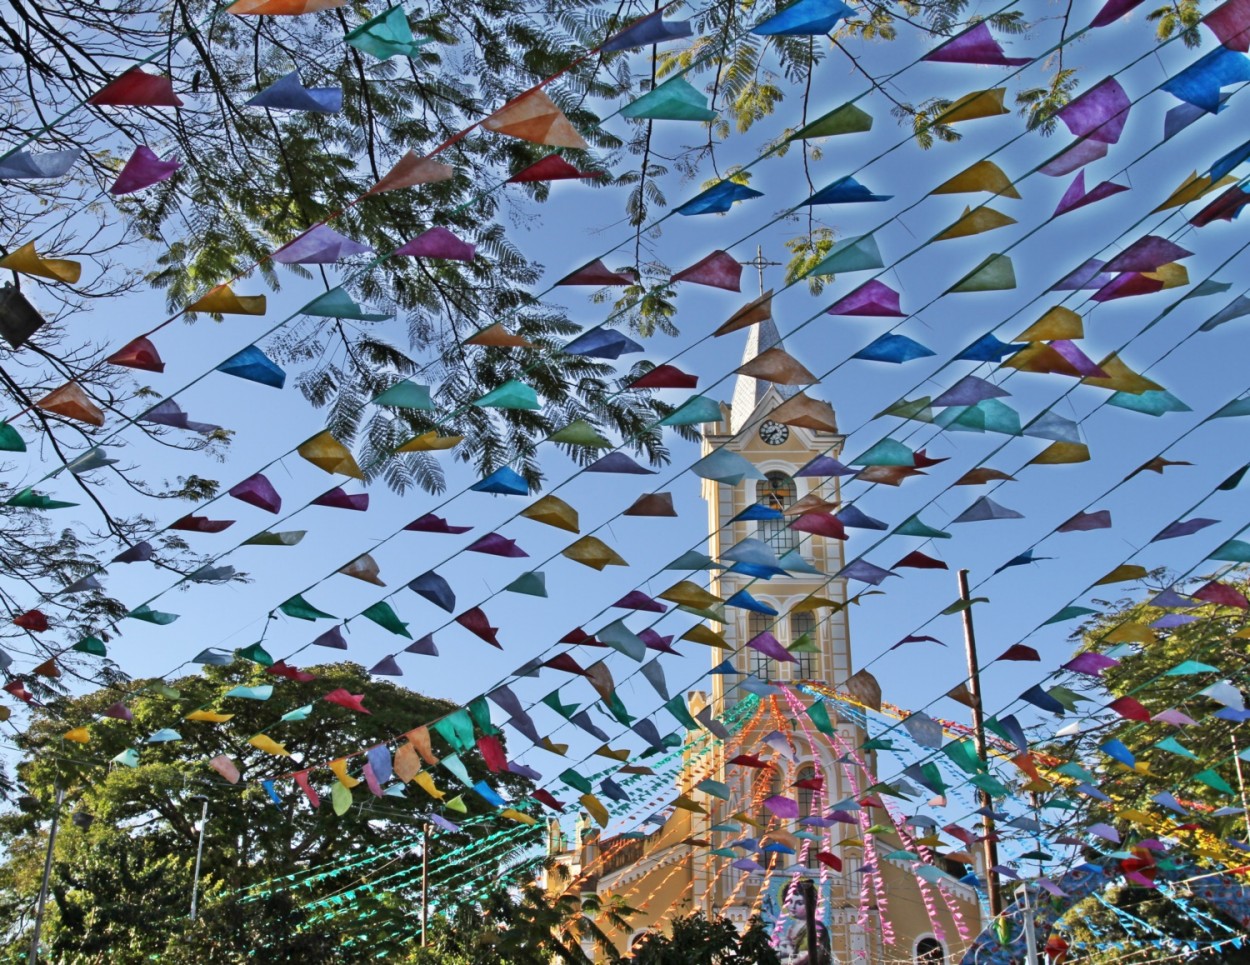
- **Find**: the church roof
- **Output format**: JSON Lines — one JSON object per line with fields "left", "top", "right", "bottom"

{"left": 728, "top": 317, "right": 798, "bottom": 433}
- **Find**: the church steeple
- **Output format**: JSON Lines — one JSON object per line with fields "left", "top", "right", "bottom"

{"left": 727, "top": 316, "right": 799, "bottom": 434}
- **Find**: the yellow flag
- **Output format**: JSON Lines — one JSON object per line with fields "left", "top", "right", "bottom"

{"left": 936, "top": 88, "right": 1009, "bottom": 124}
{"left": 932, "top": 160, "right": 1020, "bottom": 199}
{"left": 189, "top": 284, "right": 266, "bottom": 316}
{"left": 186, "top": 710, "right": 234, "bottom": 723}
{"left": 579, "top": 793, "right": 610, "bottom": 827}
{"left": 1154, "top": 171, "right": 1236, "bottom": 211}
{"left": 1144, "top": 263, "right": 1188, "bottom": 289}
{"left": 682, "top": 625, "right": 729, "bottom": 649}
{"left": 562, "top": 535, "right": 627, "bottom": 570}
{"left": 1029, "top": 441, "right": 1090, "bottom": 465}
{"left": 0, "top": 242, "right": 81, "bottom": 283}
{"left": 396, "top": 431, "right": 462, "bottom": 452}
{"left": 1015, "top": 306, "right": 1083, "bottom": 341}
{"left": 1105, "top": 623, "right": 1153, "bottom": 644}
{"left": 329, "top": 757, "right": 361, "bottom": 787}
{"left": 659, "top": 581, "right": 723, "bottom": 609}
{"left": 1082, "top": 355, "right": 1163, "bottom": 395}
{"left": 249, "top": 734, "right": 289, "bottom": 756}
{"left": 1094, "top": 564, "right": 1148, "bottom": 587}
{"left": 298, "top": 431, "right": 364, "bottom": 477}
{"left": 520, "top": 495, "right": 580, "bottom": 533}
{"left": 933, "top": 206, "right": 1017, "bottom": 241}
{"left": 414, "top": 770, "right": 444, "bottom": 799}
{"left": 63, "top": 727, "right": 91, "bottom": 743}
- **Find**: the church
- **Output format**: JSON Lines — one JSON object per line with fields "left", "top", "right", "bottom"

{"left": 544, "top": 314, "right": 985, "bottom": 963}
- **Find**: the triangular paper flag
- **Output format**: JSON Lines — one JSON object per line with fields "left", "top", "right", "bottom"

{"left": 482, "top": 89, "right": 588, "bottom": 149}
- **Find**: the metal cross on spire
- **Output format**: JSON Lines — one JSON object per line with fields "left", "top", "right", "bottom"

{"left": 743, "top": 244, "right": 784, "bottom": 295}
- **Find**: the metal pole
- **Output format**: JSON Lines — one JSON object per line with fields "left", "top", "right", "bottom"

{"left": 957, "top": 568, "right": 1003, "bottom": 919}
{"left": 801, "top": 878, "right": 819, "bottom": 965}
{"left": 421, "top": 824, "right": 429, "bottom": 946}
{"left": 190, "top": 796, "right": 209, "bottom": 921}
{"left": 1020, "top": 883, "right": 1039, "bottom": 964}
{"left": 1233, "top": 733, "right": 1250, "bottom": 842}
{"left": 28, "top": 784, "right": 65, "bottom": 965}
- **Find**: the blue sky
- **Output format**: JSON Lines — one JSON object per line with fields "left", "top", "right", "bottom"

{"left": 7, "top": 0, "right": 1250, "bottom": 839}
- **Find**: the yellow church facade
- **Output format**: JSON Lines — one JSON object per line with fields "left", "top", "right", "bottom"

{"left": 545, "top": 320, "right": 984, "bottom": 963}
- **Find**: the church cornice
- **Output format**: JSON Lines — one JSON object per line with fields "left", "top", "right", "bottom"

{"left": 597, "top": 841, "right": 691, "bottom": 891}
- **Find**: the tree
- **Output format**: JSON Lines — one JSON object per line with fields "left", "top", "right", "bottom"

{"left": 412, "top": 879, "right": 634, "bottom": 964}
{"left": 1044, "top": 574, "right": 1250, "bottom": 962}
{"left": 1065, "top": 574, "right": 1250, "bottom": 834}
{"left": 630, "top": 912, "right": 782, "bottom": 965}
{"left": 1057, "top": 880, "right": 1250, "bottom": 963}
{"left": 0, "top": 660, "right": 533, "bottom": 959}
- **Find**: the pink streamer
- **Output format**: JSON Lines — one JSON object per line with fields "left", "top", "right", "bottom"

{"left": 829, "top": 730, "right": 974, "bottom": 946}
{"left": 784, "top": 689, "right": 835, "bottom": 930}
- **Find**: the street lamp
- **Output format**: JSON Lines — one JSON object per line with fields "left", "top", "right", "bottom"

{"left": 189, "top": 795, "right": 209, "bottom": 921}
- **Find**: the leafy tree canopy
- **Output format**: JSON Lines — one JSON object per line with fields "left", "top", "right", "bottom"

{"left": 0, "top": 661, "right": 532, "bottom": 959}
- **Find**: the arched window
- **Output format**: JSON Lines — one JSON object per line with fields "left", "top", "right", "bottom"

{"left": 755, "top": 766, "right": 782, "bottom": 824}
{"left": 755, "top": 472, "right": 798, "bottom": 554}
{"left": 789, "top": 610, "right": 818, "bottom": 679}
{"left": 795, "top": 765, "right": 818, "bottom": 817}
{"left": 796, "top": 764, "right": 821, "bottom": 868}
{"left": 746, "top": 611, "right": 772, "bottom": 680}
{"left": 916, "top": 936, "right": 945, "bottom": 964}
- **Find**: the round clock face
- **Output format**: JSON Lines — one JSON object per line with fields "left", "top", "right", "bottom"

{"left": 759, "top": 420, "right": 789, "bottom": 446}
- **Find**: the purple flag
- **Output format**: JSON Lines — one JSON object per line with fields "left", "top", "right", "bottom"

{"left": 1058, "top": 510, "right": 1112, "bottom": 532}
{"left": 1054, "top": 171, "right": 1129, "bottom": 216}
{"left": 826, "top": 279, "right": 904, "bottom": 317}
{"left": 923, "top": 22, "right": 1030, "bottom": 65}
{"left": 1055, "top": 77, "right": 1131, "bottom": 144}
{"left": 1040, "top": 138, "right": 1109, "bottom": 177}
{"left": 1103, "top": 235, "right": 1192, "bottom": 273}
{"left": 229, "top": 473, "right": 282, "bottom": 513}
{"left": 748, "top": 631, "right": 796, "bottom": 663}
{"left": 110, "top": 146, "right": 181, "bottom": 195}
{"left": 397, "top": 227, "right": 475, "bottom": 261}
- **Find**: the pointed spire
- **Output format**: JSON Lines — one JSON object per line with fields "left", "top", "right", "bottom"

{"left": 728, "top": 317, "right": 801, "bottom": 433}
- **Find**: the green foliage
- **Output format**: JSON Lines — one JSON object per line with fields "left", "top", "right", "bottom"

{"left": 1066, "top": 576, "right": 1250, "bottom": 829}
{"left": 1056, "top": 883, "right": 1250, "bottom": 962}
{"left": 631, "top": 912, "right": 782, "bottom": 965}
{"left": 415, "top": 881, "right": 633, "bottom": 964}
{"left": 784, "top": 228, "right": 837, "bottom": 295}
{"left": 1016, "top": 68, "right": 1080, "bottom": 135}
{"left": 0, "top": 662, "right": 533, "bottom": 959}
{"left": 889, "top": 98, "right": 961, "bottom": 150}
{"left": 1148, "top": 0, "right": 1206, "bottom": 47}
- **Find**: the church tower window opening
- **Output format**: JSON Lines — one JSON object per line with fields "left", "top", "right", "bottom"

{"left": 746, "top": 611, "right": 773, "bottom": 679}
{"left": 916, "top": 936, "right": 945, "bottom": 963}
{"left": 755, "top": 471, "right": 798, "bottom": 554}
{"left": 796, "top": 764, "right": 822, "bottom": 868}
{"left": 789, "top": 610, "right": 818, "bottom": 679}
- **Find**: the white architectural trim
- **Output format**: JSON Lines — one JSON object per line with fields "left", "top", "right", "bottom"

{"left": 912, "top": 932, "right": 947, "bottom": 963}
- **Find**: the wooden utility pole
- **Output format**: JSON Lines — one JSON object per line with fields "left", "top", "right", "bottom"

{"left": 957, "top": 569, "right": 1003, "bottom": 919}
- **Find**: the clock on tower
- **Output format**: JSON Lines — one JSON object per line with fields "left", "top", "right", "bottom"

{"left": 758, "top": 419, "right": 789, "bottom": 445}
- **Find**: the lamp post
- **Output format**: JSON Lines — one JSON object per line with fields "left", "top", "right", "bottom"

{"left": 189, "top": 795, "right": 209, "bottom": 921}
{"left": 28, "top": 784, "right": 65, "bottom": 965}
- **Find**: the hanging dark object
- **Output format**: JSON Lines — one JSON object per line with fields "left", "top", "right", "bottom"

{"left": 0, "top": 283, "right": 46, "bottom": 349}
